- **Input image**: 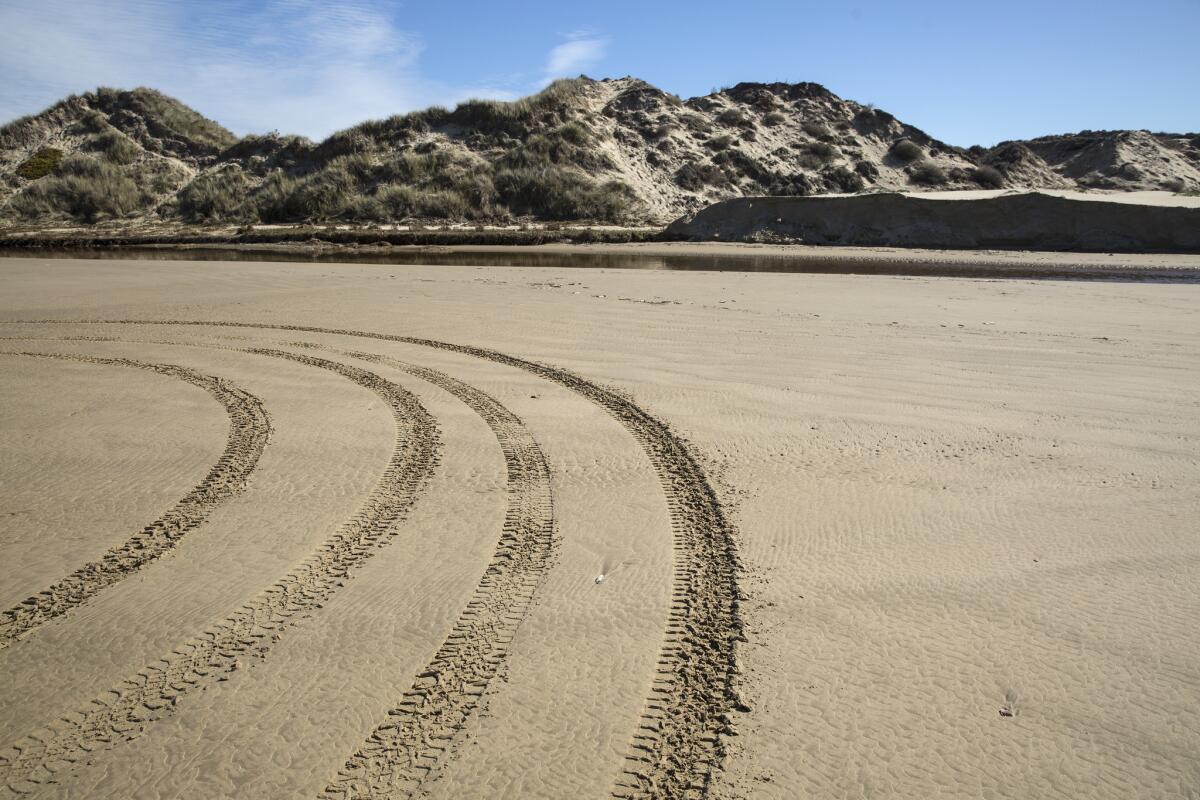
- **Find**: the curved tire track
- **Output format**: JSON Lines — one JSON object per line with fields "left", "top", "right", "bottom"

{"left": 0, "top": 351, "right": 271, "bottom": 650}
{"left": 292, "top": 345, "right": 556, "bottom": 799}
{"left": 14, "top": 321, "right": 743, "bottom": 799}
{"left": 0, "top": 348, "right": 439, "bottom": 795}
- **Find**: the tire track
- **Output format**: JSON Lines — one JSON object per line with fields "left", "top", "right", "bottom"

{"left": 3, "top": 335, "right": 559, "bottom": 796}
{"left": 0, "top": 348, "right": 439, "bottom": 795}
{"left": 12, "top": 321, "right": 744, "bottom": 799}
{"left": 0, "top": 351, "right": 271, "bottom": 650}
{"left": 289, "top": 344, "right": 556, "bottom": 799}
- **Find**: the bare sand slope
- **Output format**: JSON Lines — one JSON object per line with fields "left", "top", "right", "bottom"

{"left": 0, "top": 255, "right": 1197, "bottom": 800}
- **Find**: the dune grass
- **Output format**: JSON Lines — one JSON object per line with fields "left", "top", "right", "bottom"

{"left": 6, "top": 155, "right": 145, "bottom": 222}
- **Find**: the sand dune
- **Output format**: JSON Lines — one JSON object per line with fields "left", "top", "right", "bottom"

{"left": 0, "top": 256, "right": 1197, "bottom": 799}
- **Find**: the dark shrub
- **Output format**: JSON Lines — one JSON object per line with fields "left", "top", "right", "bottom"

{"left": 679, "top": 113, "right": 711, "bottom": 134}
{"left": 768, "top": 173, "right": 815, "bottom": 196}
{"left": 652, "top": 122, "right": 678, "bottom": 140}
{"left": 707, "top": 134, "right": 734, "bottom": 151}
{"left": 855, "top": 160, "right": 880, "bottom": 181}
{"left": 802, "top": 120, "right": 829, "bottom": 138}
{"left": 970, "top": 165, "right": 1004, "bottom": 188}
{"left": 802, "top": 141, "right": 838, "bottom": 163}
{"left": 823, "top": 166, "right": 865, "bottom": 193}
{"left": 718, "top": 108, "right": 752, "bottom": 128}
{"left": 890, "top": 139, "right": 924, "bottom": 162}
{"left": 796, "top": 153, "right": 825, "bottom": 170}
{"left": 713, "top": 149, "right": 770, "bottom": 184}
{"left": 908, "top": 161, "right": 948, "bottom": 185}
{"left": 763, "top": 111, "right": 787, "bottom": 127}
{"left": 674, "top": 162, "right": 730, "bottom": 190}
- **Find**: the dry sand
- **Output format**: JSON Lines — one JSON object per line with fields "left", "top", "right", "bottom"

{"left": 0, "top": 252, "right": 1197, "bottom": 799}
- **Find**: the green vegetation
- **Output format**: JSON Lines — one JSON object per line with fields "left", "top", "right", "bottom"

{"left": 16, "top": 147, "right": 64, "bottom": 180}
{"left": 6, "top": 154, "right": 145, "bottom": 222}
{"left": 763, "top": 111, "right": 787, "bottom": 126}
{"left": 172, "top": 123, "right": 633, "bottom": 224}
{"left": 494, "top": 167, "right": 635, "bottom": 221}
{"left": 255, "top": 165, "right": 359, "bottom": 222}
{"left": 177, "top": 167, "right": 254, "bottom": 222}
{"left": 373, "top": 185, "right": 472, "bottom": 219}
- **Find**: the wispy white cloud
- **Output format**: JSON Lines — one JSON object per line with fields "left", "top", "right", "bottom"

{"left": 541, "top": 31, "right": 608, "bottom": 85}
{"left": 0, "top": 0, "right": 515, "bottom": 139}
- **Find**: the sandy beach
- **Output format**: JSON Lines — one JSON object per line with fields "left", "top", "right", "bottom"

{"left": 1, "top": 253, "right": 1198, "bottom": 799}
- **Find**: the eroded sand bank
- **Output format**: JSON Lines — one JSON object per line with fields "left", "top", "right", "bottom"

{"left": 0, "top": 255, "right": 1197, "bottom": 799}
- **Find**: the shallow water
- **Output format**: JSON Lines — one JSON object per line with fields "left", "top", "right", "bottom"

{"left": 2, "top": 246, "right": 1197, "bottom": 282}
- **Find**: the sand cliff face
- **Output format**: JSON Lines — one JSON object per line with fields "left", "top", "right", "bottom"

{"left": 665, "top": 193, "right": 1200, "bottom": 252}
{"left": 1, "top": 78, "right": 1198, "bottom": 226}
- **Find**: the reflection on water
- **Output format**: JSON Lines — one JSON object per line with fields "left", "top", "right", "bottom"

{"left": 1, "top": 246, "right": 1195, "bottom": 282}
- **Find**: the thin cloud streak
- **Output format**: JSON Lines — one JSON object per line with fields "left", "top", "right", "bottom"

{"left": 541, "top": 32, "right": 608, "bottom": 85}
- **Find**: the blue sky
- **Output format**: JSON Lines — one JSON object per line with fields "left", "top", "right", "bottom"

{"left": 1, "top": 0, "right": 1196, "bottom": 145}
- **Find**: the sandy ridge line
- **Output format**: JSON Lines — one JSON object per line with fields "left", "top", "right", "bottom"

{"left": 0, "top": 351, "right": 271, "bottom": 650}
{"left": 287, "top": 345, "right": 557, "bottom": 799}
{"left": 0, "top": 347, "right": 440, "bottom": 795}
{"left": 20, "top": 320, "right": 744, "bottom": 799}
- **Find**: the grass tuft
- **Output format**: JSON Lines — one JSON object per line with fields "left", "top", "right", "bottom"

{"left": 89, "top": 130, "right": 140, "bottom": 165}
